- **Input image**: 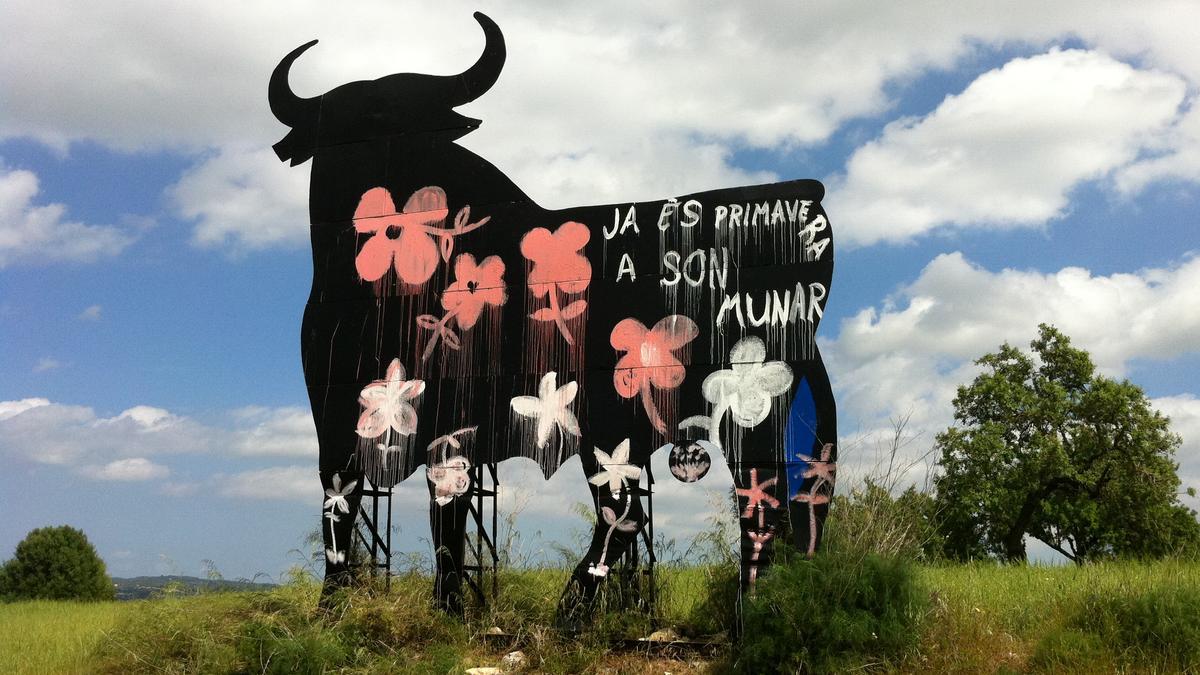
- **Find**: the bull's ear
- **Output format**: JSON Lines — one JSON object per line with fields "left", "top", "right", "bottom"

{"left": 273, "top": 129, "right": 316, "bottom": 166}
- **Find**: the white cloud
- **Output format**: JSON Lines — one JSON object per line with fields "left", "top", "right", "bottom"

{"left": 835, "top": 252, "right": 1200, "bottom": 375}
{"left": 32, "top": 357, "right": 63, "bottom": 373}
{"left": 3, "top": 2, "right": 1199, "bottom": 252}
{"left": 0, "top": 398, "right": 50, "bottom": 420}
{"left": 827, "top": 252, "right": 1200, "bottom": 490}
{"left": 217, "top": 465, "right": 316, "bottom": 501}
{"left": 111, "top": 405, "right": 177, "bottom": 429}
{"left": 0, "top": 401, "right": 210, "bottom": 465}
{"left": 830, "top": 50, "right": 1186, "bottom": 246}
{"left": 0, "top": 399, "right": 320, "bottom": 471}
{"left": 229, "top": 406, "right": 318, "bottom": 457}
{"left": 1151, "top": 395, "right": 1200, "bottom": 512}
{"left": 0, "top": 165, "right": 134, "bottom": 266}
{"left": 1117, "top": 106, "right": 1200, "bottom": 194}
{"left": 171, "top": 146, "right": 309, "bottom": 251}
{"left": 78, "top": 305, "right": 103, "bottom": 321}
{"left": 84, "top": 457, "right": 170, "bottom": 481}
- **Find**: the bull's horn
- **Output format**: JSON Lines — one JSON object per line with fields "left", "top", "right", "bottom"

{"left": 444, "top": 12, "right": 505, "bottom": 106}
{"left": 269, "top": 39, "right": 320, "bottom": 127}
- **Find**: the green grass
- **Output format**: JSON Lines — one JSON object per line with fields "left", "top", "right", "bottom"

{"left": 0, "top": 600, "right": 132, "bottom": 673}
{"left": 914, "top": 559, "right": 1200, "bottom": 673}
{"left": 2, "top": 561, "right": 1198, "bottom": 673}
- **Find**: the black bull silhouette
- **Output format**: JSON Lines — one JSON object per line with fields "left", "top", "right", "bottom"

{"left": 270, "top": 12, "right": 837, "bottom": 614}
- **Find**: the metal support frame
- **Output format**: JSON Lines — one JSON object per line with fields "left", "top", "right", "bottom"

{"left": 463, "top": 461, "right": 499, "bottom": 605}
{"left": 625, "top": 462, "right": 657, "bottom": 612}
{"left": 354, "top": 476, "right": 393, "bottom": 589}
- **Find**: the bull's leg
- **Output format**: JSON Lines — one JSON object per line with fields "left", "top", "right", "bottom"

{"left": 427, "top": 478, "right": 470, "bottom": 615}
{"left": 320, "top": 468, "right": 365, "bottom": 602}
{"left": 732, "top": 464, "right": 787, "bottom": 593}
{"left": 558, "top": 450, "right": 646, "bottom": 630}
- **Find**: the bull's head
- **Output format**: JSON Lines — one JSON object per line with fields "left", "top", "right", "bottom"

{"left": 269, "top": 11, "right": 505, "bottom": 166}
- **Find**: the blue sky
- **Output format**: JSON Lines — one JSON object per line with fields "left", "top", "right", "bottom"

{"left": 2, "top": 1, "right": 1199, "bottom": 580}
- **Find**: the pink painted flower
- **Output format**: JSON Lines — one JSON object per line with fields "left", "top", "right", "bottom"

{"left": 354, "top": 186, "right": 448, "bottom": 284}
{"left": 520, "top": 221, "right": 591, "bottom": 296}
{"left": 611, "top": 315, "right": 698, "bottom": 433}
{"left": 353, "top": 186, "right": 490, "bottom": 286}
{"left": 520, "top": 222, "right": 591, "bottom": 344}
{"left": 792, "top": 443, "right": 837, "bottom": 558}
{"left": 736, "top": 468, "right": 780, "bottom": 523}
{"left": 440, "top": 253, "right": 506, "bottom": 329}
{"left": 417, "top": 253, "right": 507, "bottom": 360}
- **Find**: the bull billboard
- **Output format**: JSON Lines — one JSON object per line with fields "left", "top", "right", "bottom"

{"left": 270, "top": 12, "right": 837, "bottom": 615}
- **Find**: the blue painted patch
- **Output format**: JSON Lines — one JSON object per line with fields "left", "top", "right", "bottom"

{"left": 784, "top": 378, "right": 817, "bottom": 499}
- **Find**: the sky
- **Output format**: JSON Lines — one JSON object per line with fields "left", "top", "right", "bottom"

{"left": 2, "top": 0, "right": 1199, "bottom": 581}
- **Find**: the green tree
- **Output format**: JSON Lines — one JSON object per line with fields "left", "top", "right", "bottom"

{"left": 934, "top": 325, "right": 1200, "bottom": 563}
{"left": 0, "top": 525, "right": 115, "bottom": 601}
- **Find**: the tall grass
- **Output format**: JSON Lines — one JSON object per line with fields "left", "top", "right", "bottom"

{"left": 0, "top": 600, "right": 131, "bottom": 673}
{"left": 917, "top": 560, "right": 1200, "bottom": 673}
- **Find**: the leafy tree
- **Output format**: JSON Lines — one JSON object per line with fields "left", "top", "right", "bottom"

{"left": 0, "top": 525, "right": 115, "bottom": 601}
{"left": 934, "top": 324, "right": 1200, "bottom": 563}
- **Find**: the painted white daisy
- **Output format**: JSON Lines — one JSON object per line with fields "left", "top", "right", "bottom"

{"left": 356, "top": 358, "right": 425, "bottom": 439}
{"left": 588, "top": 439, "right": 641, "bottom": 498}
{"left": 510, "top": 371, "right": 581, "bottom": 449}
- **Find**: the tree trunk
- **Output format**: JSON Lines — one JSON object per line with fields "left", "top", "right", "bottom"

{"left": 1001, "top": 476, "right": 1078, "bottom": 563}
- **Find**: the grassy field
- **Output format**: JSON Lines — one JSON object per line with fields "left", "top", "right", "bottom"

{"left": 1, "top": 560, "right": 1197, "bottom": 673}
{"left": 0, "top": 600, "right": 133, "bottom": 674}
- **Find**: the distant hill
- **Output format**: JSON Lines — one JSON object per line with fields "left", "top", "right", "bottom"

{"left": 111, "top": 575, "right": 276, "bottom": 601}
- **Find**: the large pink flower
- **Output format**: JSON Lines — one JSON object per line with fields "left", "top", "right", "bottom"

{"left": 440, "top": 253, "right": 507, "bottom": 329}
{"left": 353, "top": 186, "right": 490, "bottom": 287}
{"left": 354, "top": 186, "right": 449, "bottom": 285}
{"left": 610, "top": 314, "right": 698, "bottom": 433}
{"left": 417, "top": 253, "right": 508, "bottom": 361}
{"left": 520, "top": 221, "right": 591, "bottom": 344}
{"left": 520, "top": 221, "right": 591, "bottom": 296}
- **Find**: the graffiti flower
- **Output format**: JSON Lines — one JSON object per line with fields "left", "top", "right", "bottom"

{"left": 521, "top": 221, "right": 591, "bottom": 344}
{"left": 441, "top": 254, "right": 506, "bottom": 328}
{"left": 736, "top": 468, "right": 780, "bottom": 524}
{"left": 510, "top": 371, "right": 581, "bottom": 449}
{"left": 591, "top": 491, "right": 639, "bottom": 578}
{"left": 323, "top": 474, "right": 358, "bottom": 514}
{"left": 428, "top": 456, "right": 471, "bottom": 506}
{"left": 353, "top": 186, "right": 490, "bottom": 286}
{"left": 589, "top": 439, "right": 640, "bottom": 498}
{"left": 356, "top": 358, "right": 425, "bottom": 438}
{"left": 792, "top": 443, "right": 837, "bottom": 557}
{"left": 702, "top": 336, "right": 793, "bottom": 443}
{"left": 418, "top": 253, "right": 507, "bottom": 360}
{"left": 611, "top": 315, "right": 698, "bottom": 433}
{"left": 323, "top": 473, "right": 357, "bottom": 567}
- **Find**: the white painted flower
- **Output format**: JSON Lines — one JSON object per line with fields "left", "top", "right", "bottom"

{"left": 702, "top": 337, "right": 793, "bottom": 441}
{"left": 510, "top": 371, "right": 581, "bottom": 449}
{"left": 428, "top": 455, "right": 471, "bottom": 505}
{"left": 356, "top": 358, "right": 425, "bottom": 439}
{"left": 588, "top": 439, "right": 641, "bottom": 497}
{"left": 323, "top": 474, "right": 357, "bottom": 514}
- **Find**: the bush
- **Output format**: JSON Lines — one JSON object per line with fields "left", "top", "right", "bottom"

{"left": 735, "top": 547, "right": 927, "bottom": 673}
{"left": 0, "top": 526, "right": 114, "bottom": 601}
{"left": 825, "top": 481, "right": 944, "bottom": 562}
